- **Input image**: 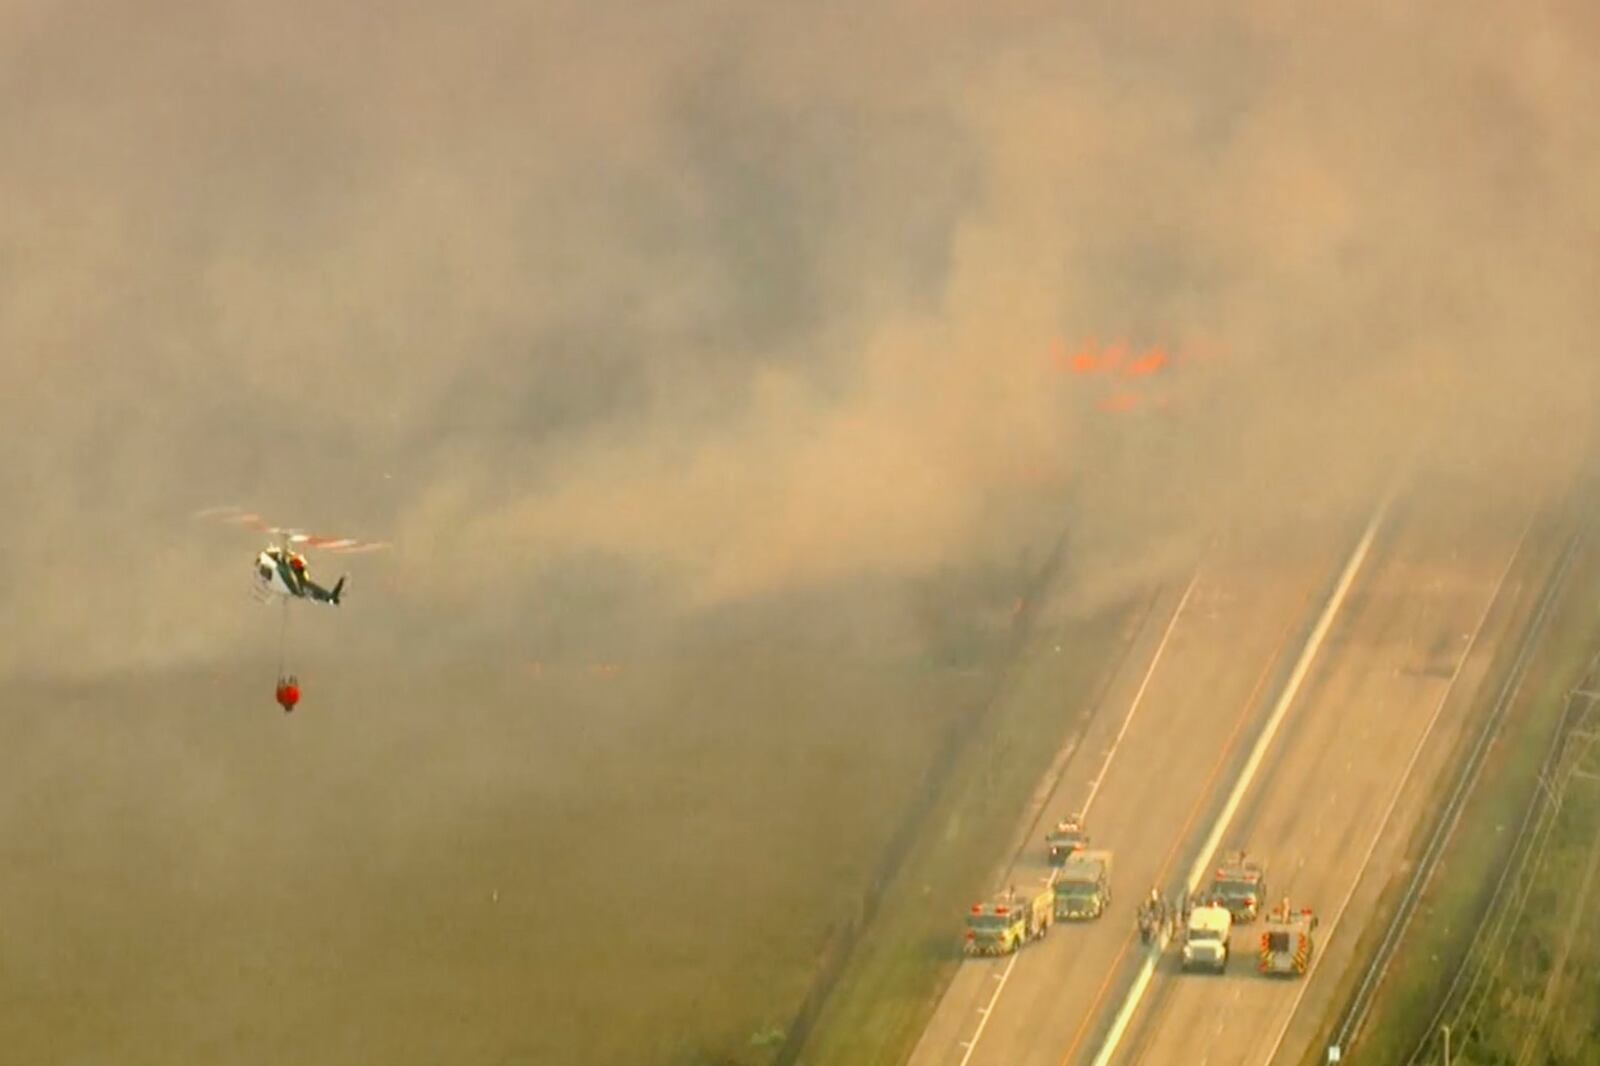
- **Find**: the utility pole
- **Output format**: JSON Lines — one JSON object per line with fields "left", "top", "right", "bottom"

{"left": 1442, "top": 1023, "right": 1452, "bottom": 1066}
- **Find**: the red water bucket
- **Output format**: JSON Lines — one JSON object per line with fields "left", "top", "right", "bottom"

{"left": 274, "top": 678, "right": 301, "bottom": 713}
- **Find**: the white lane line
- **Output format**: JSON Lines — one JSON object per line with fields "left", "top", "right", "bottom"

{"left": 957, "top": 954, "right": 1020, "bottom": 1066}
{"left": 1089, "top": 497, "right": 1394, "bottom": 1066}
{"left": 1257, "top": 511, "right": 1533, "bottom": 1066}
{"left": 1082, "top": 571, "right": 1203, "bottom": 820}
{"left": 956, "top": 572, "right": 1201, "bottom": 1066}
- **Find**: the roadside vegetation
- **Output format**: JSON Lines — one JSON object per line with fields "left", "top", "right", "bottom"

{"left": 1343, "top": 518, "right": 1600, "bottom": 1066}
{"left": 789, "top": 591, "right": 1148, "bottom": 1066}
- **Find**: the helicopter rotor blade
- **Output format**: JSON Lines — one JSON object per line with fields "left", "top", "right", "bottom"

{"left": 194, "top": 506, "right": 270, "bottom": 531}
{"left": 196, "top": 507, "right": 389, "bottom": 554}
{"left": 301, "top": 535, "right": 392, "bottom": 554}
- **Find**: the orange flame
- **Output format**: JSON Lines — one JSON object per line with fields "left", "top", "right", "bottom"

{"left": 1125, "top": 347, "right": 1169, "bottom": 377}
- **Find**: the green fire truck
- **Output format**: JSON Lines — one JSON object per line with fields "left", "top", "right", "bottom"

{"left": 1053, "top": 850, "right": 1114, "bottom": 920}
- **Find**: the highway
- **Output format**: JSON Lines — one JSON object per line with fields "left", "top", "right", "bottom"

{"left": 907, "top": 518, "right": 1356, "bottom": 1066}
{"left": 904, "top": 473, "right": 1547, "bottom": 1066}
{"left": 1108, "top": 484, "right": 1538, "bottom": 1066}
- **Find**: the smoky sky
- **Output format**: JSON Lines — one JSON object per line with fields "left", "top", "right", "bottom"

{"left": 3, "top": 0, "right": 1597, "bottom": 680}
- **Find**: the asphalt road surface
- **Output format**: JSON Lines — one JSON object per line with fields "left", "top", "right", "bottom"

{"left": 1109, "top": 483, "right": 1538, "bottom": 1066}
{"left": 906, "top": 475, "right": 1544, "bottom": 1066}
{"left": 907, "top": 520, "right": 1352, "bottom": 1066}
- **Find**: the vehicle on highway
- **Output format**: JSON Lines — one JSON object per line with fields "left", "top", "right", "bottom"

{"left": 1181, "top": 904, "right": 1233, "bottom": 973}
{"left": 1209, "top": 851, "right": 1267, "bottom": 923}
{"left": 1053, "top": 850, "right": 1113, "bottom": 920}
{"left": 1045, "top": 814, "right": 1090, "bottom": 866}
{"left": 1257, "top": 898, "right": 1318, "bottom": 977}
{"left": 965, "top": 885, "right": 1054, "bottom": 956}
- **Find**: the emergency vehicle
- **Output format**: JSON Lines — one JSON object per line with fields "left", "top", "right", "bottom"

{"left": 1258, "top": 898, "right": 1318, "bottom": 977}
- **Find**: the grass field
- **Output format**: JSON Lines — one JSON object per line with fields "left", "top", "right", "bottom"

{"left": 4, "top": 563, "right": 1114, "bottom": 1066}
{"left": 1340, "top": 513, "right": 1600, "bottom": 1066}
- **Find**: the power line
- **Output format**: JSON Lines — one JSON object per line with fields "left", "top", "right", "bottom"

{"left": 1406, "top": 651, "right": 1600, "bottom": 1064}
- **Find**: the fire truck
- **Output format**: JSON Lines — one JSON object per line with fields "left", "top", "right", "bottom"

{"left": 964, "top": 884, "right": 1055, "bottom": 956}
{"left": 1053, "top": 850, "right": 1113, "bottom": 920}
{"left": 1258, "top": 898, "right": 1318, "bottom": 977}
{"left": 1045, "top": 814, "right": 1090, "bottom": 866}
{"left": 1209, "top": 851, "right": 1267, "bottom": 923}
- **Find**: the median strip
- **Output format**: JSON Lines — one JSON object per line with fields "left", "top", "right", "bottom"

{"left": 1088, "top": 495, "right": 1394, "bottom": 1066}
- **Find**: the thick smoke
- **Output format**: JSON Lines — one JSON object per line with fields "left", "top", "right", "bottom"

{"left": 4, "top": 1, "right": 1595, "bottom": 680}
{"left": 5, "top": 4, "right": 1598, "bottom": 1064}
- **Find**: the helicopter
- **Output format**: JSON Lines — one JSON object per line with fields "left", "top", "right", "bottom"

{"left": 197, "top": 507, "right": 389, "bottom": 605}
{"left": 196, "top": 507, "right": 390, "bottom": 713}
{"left": 255, "top": 542, "right": 348, "bottom": 606}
